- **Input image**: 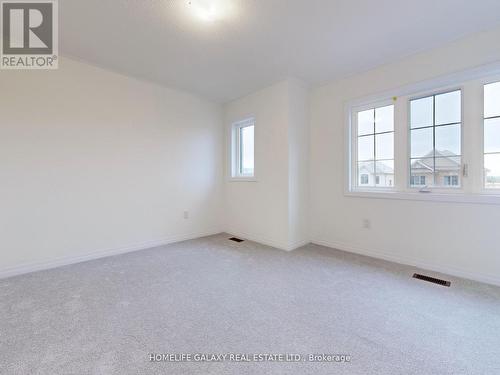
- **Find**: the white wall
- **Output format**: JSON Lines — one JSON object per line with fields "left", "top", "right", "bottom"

{"left": 223, "top": 81, "right": 290, "bottom": 249}
{"left": 310, "top": 26, "right": 500, "bottom": 286}
{"left": 0, "top": 57, "right": 223, "bottom": 276}
{"left": 4, "top": 26, "right": 500, "bottom": 287}
{"left": 223, "top": 80, "right": 309, "bottom": 250}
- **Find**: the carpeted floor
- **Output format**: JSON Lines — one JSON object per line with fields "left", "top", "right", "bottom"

{"left": 1, "top": 233, "right": 500, "bottom": 375}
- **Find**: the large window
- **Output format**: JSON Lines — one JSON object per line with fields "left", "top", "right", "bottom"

{"left": 484, "top": 82, "right": 500, "bottom": 189}
{"left": 355, "top": 105, "right": 394, "bottom": 188}
{"left": 231, "top": 118, "right": 255, "bottom": 178}
{"left": 347, "top": 72, "right": 500, "bottom": 201}
{"left": 409, "top": 90, "right": 462, "bottom": 188}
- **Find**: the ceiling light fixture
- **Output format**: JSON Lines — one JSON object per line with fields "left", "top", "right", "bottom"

{"left": 187, "top": 0, "right": 230, "bottom": 23}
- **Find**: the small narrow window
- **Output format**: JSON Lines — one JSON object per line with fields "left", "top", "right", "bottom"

{"left": 231, "top": 118, "right": 255, "bottom": 179}
{"left": 410, "top": 175, "right": 426, "bottom": 186}
{"left": 410, "top": 90, "right": 462, "bottom": 188}
{"left": 484, "top": 82, "right": 500, "bottom": 188}
{"left": 410, "top": 176, "right": 426, "bottom": 186}
{"left": 444, "top": 175, "right": 459, "bottom": 186}
{"left": 354, "top": 104, "right": 394, "bottom": 188}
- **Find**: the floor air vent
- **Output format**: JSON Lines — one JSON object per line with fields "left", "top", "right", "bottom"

{"left": 413, "top": 273, "right": 451, "bottom": 287}
{"left": 229, "top": 237, "right": 244, "bottom": 243}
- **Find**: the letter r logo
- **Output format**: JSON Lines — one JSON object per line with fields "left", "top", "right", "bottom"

{"left": 2, "top": 2, "right": 53, "bottom": 54}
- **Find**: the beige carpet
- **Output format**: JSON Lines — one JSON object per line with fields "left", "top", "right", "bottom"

{"left": 1, "top": 233, "right": 500, "bottom": 374}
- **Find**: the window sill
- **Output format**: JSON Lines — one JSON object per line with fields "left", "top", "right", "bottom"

{"left": 228, "top": 177, "right": 258, "bottom": 182}
{"left": 345, "top": 189, "right": 500, "bottom": 205}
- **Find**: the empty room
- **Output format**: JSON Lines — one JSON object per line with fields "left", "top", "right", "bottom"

{"left": 2, "top": 0, "right": 500, "bottom": 374}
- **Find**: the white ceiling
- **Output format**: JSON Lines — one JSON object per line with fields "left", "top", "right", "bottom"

{"left": 60, "top": 0, "right": 500, "bottom": 103}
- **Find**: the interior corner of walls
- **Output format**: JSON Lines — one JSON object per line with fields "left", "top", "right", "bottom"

{"left": 224, "top": 228, "right": 290, "bottom": 252}
{"left": 287, "top": 238, "right": 311, "bottom": 252}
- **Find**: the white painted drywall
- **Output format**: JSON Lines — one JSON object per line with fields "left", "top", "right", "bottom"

{"left": 0, "top": 57, "right": 223, "bottom": 276}
{"left": 4, "top": 26, "right": 500, "bottom": 287}
{"left": 223, "top": 80, "right": 310, "bottom": 250}
{"left": 223, "top": 81, "right": 290, "bottom": 249}
{"left": 310, "top": 27, "right": 500, "bottom": 285}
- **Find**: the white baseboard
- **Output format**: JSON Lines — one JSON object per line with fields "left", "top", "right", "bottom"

{"left": 0, "top": 229, "right": 222, "bottom": 280}
{"left": 225, "top": 229, "right": 310, "bottom": 252}
{"left": 7, "top": 230, "right": 496, "bottom": 287}
{"left": 288, "top": 239, "right": 310, "bottom": 251}
{"left": 312, "top": 238, "right": 500, "bottom": 287}
{"left": 225, "top": 229, "right": 287, "bottom": 251}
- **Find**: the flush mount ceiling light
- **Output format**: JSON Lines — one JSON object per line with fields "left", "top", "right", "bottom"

{"left": 186, "top": 0, "right": 232, "bottom": 22}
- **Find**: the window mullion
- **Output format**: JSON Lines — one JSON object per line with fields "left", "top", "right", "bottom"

{"left": 432, "top": 94, "right": 436, "bottom": 186}
{"left": 233, "top": 126, "right": 239, "bottom": 177}
{"left": 462, "top": 81, "right": 480, "bottom": 193}
{"left": 373, "top": 109, "right": 376, "bottom": 187}
{"left": 240, "top": 126, "right": 244, "bottom": 176}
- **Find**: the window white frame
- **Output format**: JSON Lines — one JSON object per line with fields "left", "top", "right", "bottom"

{"left": 350, "top": 99, "right": 395, "bottom": 192}
{"left": 345, "top": 62, "right": 500, "bottom": 205}
{"left": 407, "top": 87, "right": 464, "bottom": 191}
{"left": 229, "top": 117, "right": 255, "bottom": 181}
{"left": 482, "top": 78, "right": 500, "bottom": 191}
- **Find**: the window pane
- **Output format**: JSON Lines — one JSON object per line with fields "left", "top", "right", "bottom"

{"left": 375, "top": 105, "right": 394, "bottom": 133}
{"left": 410, "top": 175, "right": 427, "bottom": 186}
{"left": 435, "top": 90, "right": 461, "bottom": 125}
{"left": 375, "top": 160, "right": 394, "bottom": 187}
{"left": 434, "top": 156, "right": 461, "bottom": 187}
{"left": 485, "top": 153, "right": 500, "bottom": 188}
{"left": 442, "top": 175, "right": 459, "bottom": 186}
{"left": 375, "top": 132, "right": 393, "bottom": 160}
{"left": 358, "top": 161, "right": 374, "bottom": 186}
{"left": 358, "top": 109, "right": 374, "bottom": 136}
{"left": 240, "top": 125, "right": 254, "bottom": 175}
{"left": 484, "top": 118, "right": 500, "bottom": 154}
{"left": 410, "top": 157, "right": 434, "bottom": 186}
{"left": 410, "top": 96, "right": 433, "bottom": 129}
{"left": 435, "top": 124, "right": 461, "bottom": 156}
{"left": 443, "top": 175, "right": 459, "bottom": 186}
{"left": 485, "top": 82, "right": 500, "bottom": 119}
{"left": 358, "top": 135, "right": 374, "bottom": 161}
{"left": 411, "top": 127, "right": 433, "bottom": 158}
